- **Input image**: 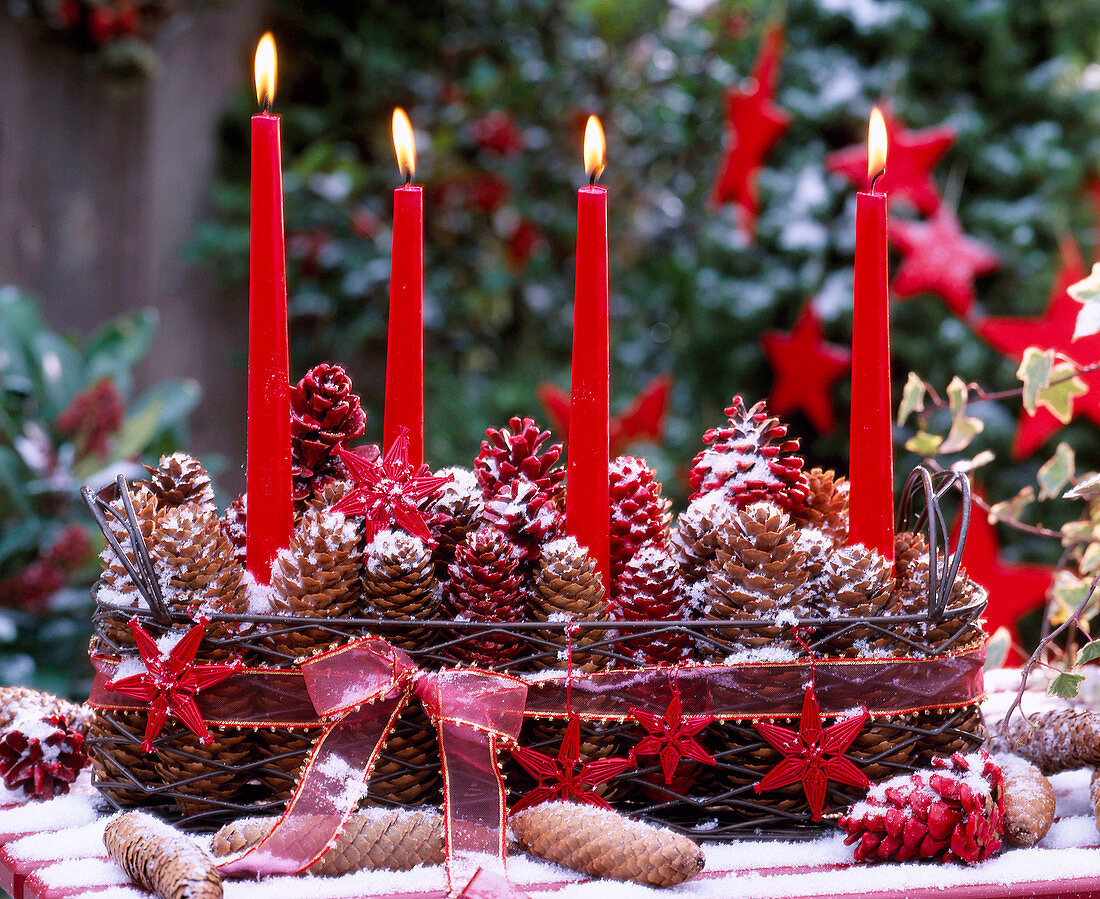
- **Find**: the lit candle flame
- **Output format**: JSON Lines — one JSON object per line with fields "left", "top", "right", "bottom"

{"left": 867, "top": 106, "right": 887, "bottom": 185}
{"left": 254, "top": 33, "right": 277, "bottom": 110}
{"left": 584, "top": 115, "right": 606, "bottom": 184}
{"left": 392, "top": 108, "right": 417, "bottom": 182}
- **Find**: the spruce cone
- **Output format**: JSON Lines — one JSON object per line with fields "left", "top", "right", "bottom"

{"left": 425, "top": 467, "right": 484, "bottom": 575}
{"left": 361, "top": 529, "right": 439, "bottom": 650}
{"left": 609, "top": 456, "right": 670, "bottom": 586}
{"left": 212, "top": 808, "right": 444, "bottom": 875}
{"left": 671, "top": 493, "right": 739, "bottom": 581}
{"left": 104, "top": 812, "right": 222, "bottom": 899}
{"left": 86, "top": 710, "right": 162, "bottom": 807}
{"left": 475, "top": 416, "right": 564, "bottom": 497}
{"left": 817, "top": 544, "right": 897, "bottom": 655}
{"left": 510, "top": 801, "right": 705, "bottom": 887}
{"left": 987, "top": 709, "right": 1100, "bottom": 774}
{"left": 611, "top": 545, "right": 691, "bottom": 665}
{"left": 483, "top": 479, "right": 564, "bottom": 563}
{"left": 894, "top": 530, "right": 927, "bottom": 577}
{"left": 443, "top": 525, "right": 526, "bottom": 666}
{"left": 688, "top": 396, "right": 808, "bottom": 511}
{"left": 144, "top": 454, "right": 216, "bottom": 512}
{"left": 153, "top": 726, "right": 252, "bottom": 818}
{"left": 221, "top": 495, "right": 247, "bottom": 566}
{"left": 95, "top": 486, "right": 160, "bottom": 652}
{"left": 266, "top": 505, "right": 363, "bottom": 659}
{"left": 529, "top": 537, "right": 609, "bottom": 673}
{"left": 290, "top": 363, "right": 367, "bottom": 502}
{"left": 793, "top": 467, "right": 848, "bottom": 543}
{"left": 892, "top": 553, "right": 985, "bottom": 653}
{"left": 995, "top": 755, "right": 1055, "bottom": 847}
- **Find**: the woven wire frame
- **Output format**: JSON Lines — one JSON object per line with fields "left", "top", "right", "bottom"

{"left": 82, "top": 464, "right": 986, "bottom": 836}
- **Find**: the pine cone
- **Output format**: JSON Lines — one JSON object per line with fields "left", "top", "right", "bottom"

{"left": 265, "top": 505, "right": 363, "bottom": 659}
{"left": 995, "top": 755, "right": 1055, "bottom": 847}
{"left": 611, "top": 545, "right": 691, "bottom": 665}
{"left": 291, "top": 363, "right": 367, "bottom": 502}
{"left": 529, "top": 537, "right": 609, "bottom": 673}
{"left": 609, "top": 456, "right": 670, "bottom": 585}
{"left": 104, "top": 813, "right": 222, "bottom": 899}
{"left": 220, "top": 494, "right": 247, "bottom": 566}
{"left": 95, "top": 486, "right": 160, "bottom": 652}
{"left": 483, "top": 479, "right": 564, "bottom": 563}
{"left": 86, "top": 709, "right": 162, "bottom": 807}
{"left": 688, "top": 396, "right": 808, "bottom": 511}
{"left": 1091, "top": 768, "right": 1100, "bottom": 833}
{"left": 425, "top": 467, "right": 484, "bottom": 575}
{"left": 892, "top": 554, "right": 985, "bottom": 653}
{"left": 894, "top": 530, "right": 928, "bottom": 577}
{"left": 671, "top": 493, "right": 739, "bottom": 581}
{"left": 816, "top": 544, "right": 897, "bottom": 655}
{"left": 987, "top": 709, "right": 1100, "bottom": 774}
{"left": 475, "top": 416, "right": 564, "bottom": 498}
{"left": 839, "top": 751, "right": 1004, "bottom": 864}
{"left": 212, "top": 808, "right": 445, "bottom": 874}
{"left": 144, "top": 454, "right": 215, "bottom": 512}
{"left": 361, "top": 529, "right": 439, "bottom": 650}
{"left": 511, "top": 801, "right": 705, "bottom": 887}
{"left": 443, "top": 525, "right": 526, "bottom": 666}
{"left": 793, "top": 467, "right": 848, "bottom": 543}
{"left": 0, "top": 685, "right": 87, "bottom": 730}
{"left": 0, "top": 709, "right": 87, "bottom": 799}
{"left": 153, "top": 726, "right": 252, "bottom": 818}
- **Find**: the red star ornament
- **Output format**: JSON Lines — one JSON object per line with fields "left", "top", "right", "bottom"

{"left": 826, "top": 106, "right": 954, "bottom": 214}
{"left": 761, "top": 304, "right": 851, "bottom": 434}
{"left": 105, "top": 619, "right": 241, "bottom": 752}
{"left": 509, "top": 714, "right": 633, "bottom": 814}
{"left": 710, "top": 23, "right": 791, "bottom": 237}
{"left": 977, "top": 238, "right": 1097, "bottom": 459}
{"left": 628, "top": 690, "right": 716, "bottom": 785}
{"left": 890, "top": 206, "right": 1000, "bottom": 317}
{"left": 753, "top": 684, "right": 870, "bottom": 821}
{"left": 333, "top": 430, "right": 451, "bottom": 542}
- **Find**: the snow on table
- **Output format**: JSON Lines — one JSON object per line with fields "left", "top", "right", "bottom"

{"left": 8, "top": 671, "right": 1100, "bottom": 899}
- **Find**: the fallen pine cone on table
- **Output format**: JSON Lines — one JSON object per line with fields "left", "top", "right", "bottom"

{"left": 211, "top": 807, "right": 444, "bottom": 875}
{"left": 987, "top": 709, "right": 1100, "bottom": 774}
{"left": 0, "top": 685, "right": 90, "bottom": 799}
{"left": 509, "top": 800, "right": 705, "bottom": 887}
{"left": 994, "top": 755, "right": 1055, "bottom": 847}
{"left": 104, "top": 812, "right": 222, "bottom": 899}
{"left": 1092, "top": 769, "right": 1100, "bottom": 832}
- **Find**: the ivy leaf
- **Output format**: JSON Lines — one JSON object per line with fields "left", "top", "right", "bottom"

{"left": 1066, "top": 471, "right": 1100, "bottom": 501}
{"left": 897, "top": 373, "right": 926, "bottom": 425}
{"left": 1035, "top": 363, "right": 1087, "bottom": 424}
{"left": 939, "top": 377, "right": 984, "bottom": 454}
{"left": 984, "top": 627, "right": 1011, "bottom": 671}
{"left": 1081, "top": 542, "right": 1100, "bottom": 578}
{"left": 988, "top": 486, "right": 1035, "bottom": 526}
{"left": 951, "top": 450, "right": 995, "bottom": 473}
{"left": 1017, "top": 347, "right": 1054, "bottom": 415}
{"left": 1077, "top": 640, "right": 1100, "bottom": 666}
{"left": 905, "top": 430, "right": 943, "bottom": 457}
{"left": 1038, "top": 442, "right": 1076, "bottom": 500}
{"left": 1048, "top": 672, "right": 1087, "bottom": 700}
{"left": 1050, "top": 572, "right": 1091, "bottom": 626}
{"left": 1068, "top": 262, "right": 1100, "bottom": 340}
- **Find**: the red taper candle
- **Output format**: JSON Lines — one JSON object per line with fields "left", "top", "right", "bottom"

{"left": 566, "top": 116, "right": 611, "bottom": 592}
{"left": 383, "top": 108, "right": 425, "bottom": 470}
{"left": 848, "top": 107, "right": 894, "bottom": 561}
{"left": 246, "top": 32, "right": 293, "bottom": 583}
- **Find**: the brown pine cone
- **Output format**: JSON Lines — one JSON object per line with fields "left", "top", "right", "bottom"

{"left": 510, "top": 801, "right": 705, "bottom": 887}
{"left": 995, "top": 755, "right": 1055, "bottom": 847}
{"left": 988, "top": 709, "right": 1100, "bottom": 775}
{"left": 792, "top": 467, "right": 848, "bottom": 543}
{"left": 144, "top": 453, "right": 216, "bottom": 512}
{"left": 894, "top": 530, "right": 928, "bottom": 578}
{"left": 816, "top": 544, "right": 897, "bottom": 655}
{"left": 1092, "top": 768, "right": 1100, "bottom": 833}
{"left": 361, "top": 529, "right": 439, "bottom": 650}
{"left": 529, "top": 536, "right": 609, "bottom": 673}
{"left": 152, "top": 726, "right": 252, "bottom": 819}
{"left": 425, "top": 467, "right": 484, "bottom": 575}
{"left": 474, "top": 416, "right": 564, "bottom": 497}
{"left": 611, "top": 545, "right": 691, "bottom": 665}
{"left": 892, "top": 553, "right": 985, "bottom": 653}
{"left": 290, "top": 363, "right": 367, "bottom": 503}
{"left": 104, "top": 812, "right": 222, "bottom": 899}
{"left": 86, "top": 710, "right": 162, "bottom": 807}
{"left": 609, "top": 456, "right": 670, "bottom": 586}
{"left": 671, "top": 493, "right": 739, "bottom": 582}
{"left": 220, "top": 494, "right": 247, "bottom": 566}
{"left": 0, "top": 685, "right": 87, "bottom": 731}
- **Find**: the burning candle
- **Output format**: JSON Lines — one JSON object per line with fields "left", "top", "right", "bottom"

{"left": 566, "top": 116, "right": 611, "bottom": 591}
{"left": 382, "top": 108, "right": 425, "bottom": 470}
{"left": 848, "top": 107, "right": 894, "bottom": 561}
{"left": 246, "top": 32, "right": 293, "bottom": 583}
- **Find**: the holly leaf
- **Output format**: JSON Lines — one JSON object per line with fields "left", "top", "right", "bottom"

{"left": 905, "top": 430, "right": 943, "bottom": 457}
{"left": 1076, "top": 640, "right": 1100, "bottom": 666}
{"left": 897, "top": 373, "right": 926, "bottom": 425}
{"left": 1017, "top": 347, "right": 1055, "bottom": 415}
{"left": 940, "top": 377, "right": 984, "bottom": 453}
{"left": 1038, "top": 442, "right": 1076, "bottom": 500}
{"left": 1035, "top": 363, "right": 1087, "bottom": 424}
{"left": 1068, "top": 263, "right": 1100, "bottom": 340}
{"left": 1048, "top": 672, "right": 1087, "bottom": 700}
{"left": 1066, "top": 472, "right": 1100, "bottom": 501}
{"left": 988, "top": 486, "right": 1034, "bottom": 526}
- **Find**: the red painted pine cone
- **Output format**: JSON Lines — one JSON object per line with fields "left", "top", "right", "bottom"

{"left": 609, "top": 456, "right": 670, "bottom": 587}
{"left": 290, "top": 363, "right": 366, "bottom": 500}
{"left": 0, "top": 713, "right": 88, "bottom": 799}
{"left": 611, "top": 545, "right": 692, "bottom": 665}
{"left": 483, "top": 479, "right": 564, "bottom": 562}
{"left": 475, "top": 416, "right": 564, "bottom": 497}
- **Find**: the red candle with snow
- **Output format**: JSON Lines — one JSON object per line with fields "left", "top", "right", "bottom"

{"left": 848, "top": 108, "right": 894, "bottom": 561}
{"left": 246, "top": 33, "right": 293, "bottom": 583}
{"left": 566, "top": 116, "right": 611, "bottom": 591}
{"left": 383, "top": 108, "right": 425, "bottom": 470}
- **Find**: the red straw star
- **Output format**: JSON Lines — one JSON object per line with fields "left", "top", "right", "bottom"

{"left": 106, "top": 619, "right": 241, "bottom": 752}
{"left": 510, "top": 713, "right": 633, "bottom": 814}
{"left": 332, "top": 430, "right": 451, "bottom": 542}
{"left": 628, "top": 689, "right": 716, "bottom": 786}
{"left": 753, "top": 684, "right": 870, "bottom": 821}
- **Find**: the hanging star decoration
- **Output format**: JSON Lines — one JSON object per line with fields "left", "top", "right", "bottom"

{"left": 628, "top": 687, "right": 716, "bottom": 786}
{"left": 753, "top": 682, "right": 870, "bottom": 821}
{"left": 711, "top": 22, "right": 790, "bottom": 238}
{"left": 333, "top": 430, "right": 452, "bottom": 542}
{"left": 977, "top": 237, "right": 1098, "bottom": 459}
{"left": 105, "top": 618, "right": 242, "bottom": 753}
{"left": 890, "top": 205, "right": 1000, "bottom": 318}
{"left": 826, "top": 105, "right": 954, "bottom": 214}
{"left": 761, "top": 304, "right": 851, "bottom": 435}
{"left": 510, "top": 713, "right": 633, "bottom": 813}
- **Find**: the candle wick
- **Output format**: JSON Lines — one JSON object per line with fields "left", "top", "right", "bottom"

{"left": 405, "top": 169, "right": 413, "bottom": 186}
{"left": 870, "top": 168, "right": 885, "bottom": 192}
{"left": 589, "top": 171, "right": 598, "bottom": 187}
{"left": 261, "top": 94, "right": 272, "bottom": 115}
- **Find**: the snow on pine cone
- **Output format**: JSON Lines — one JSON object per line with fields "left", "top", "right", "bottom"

{"left": 425, "top": 467, "right": 485, "bottom": 574}
{"left": 688, "top": 396, "right": 808, "bottom": 512}
{"left": 792, "top": 467, "right": 848, "bottom": 543}
{"left": 671, "top": 492, "right": 739, "bottom": 581}
{"left": 609, "top": 456, "right": 671, "bottom": 588}
{"left": 290, "top": 363, "right": 367, "bottom": 502}
{"left": 362, "top": 529, "right": 439, "bottom": 650}
{"left": 529, "top": 536, "right": 608, "bottom": 672}
{"left": 611, "top": 545, "right": 692, "bottom": 664}
{"left": 483, "top": 479, "right": 564, "bottom": 563}
{"left": 0, "top": 690, "right": 89, "bottom": 800}
{"left": 221, "top": 494, "right": 247, "bottom": 565}
{"left": 474, "top": 416, "right": 564, "bottom": 498}
{"left": 839, "top": 751, "right": 1005, "bottom": 865}
{"left": 144, "top": 453, "right": 215, "bottom": 512}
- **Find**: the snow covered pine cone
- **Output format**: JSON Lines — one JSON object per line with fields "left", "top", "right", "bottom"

{"left": 144, "top": 453, "right": 216, "bottom": 512}
{"left": 290, "top": 362, "right": 367, "bottom": 503}
{"left": 474, "top": 416, "right": 565, "bottom": 501}
{"left": 609, "top": 455, "right": 671, "bottom": 586}
{"left": 528, "top": 536, "right": 609, "bottom": 673}
{"left": 361, "top": 528, "right": 439, "bottom": 650}
{"left": 425, "top": 467, "right": 484, "bottom": 576}
{"left": 0, "top": 686, "right": 89, "bottom": 799}
{"left": 611, "top": 545, "right": 692, "bottom": 665}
